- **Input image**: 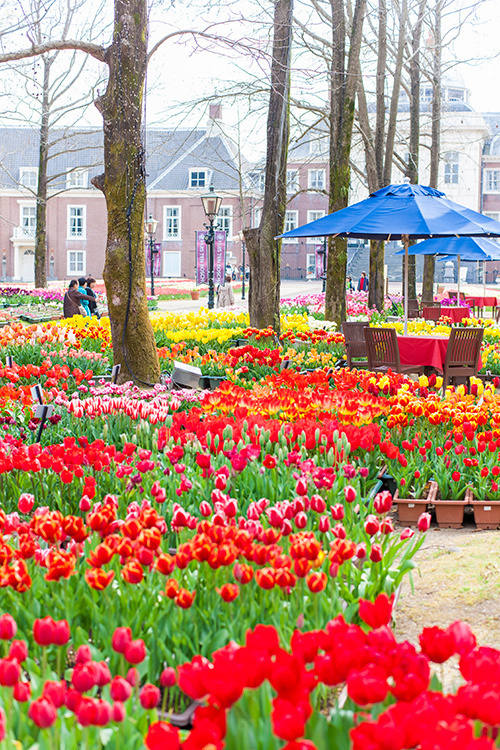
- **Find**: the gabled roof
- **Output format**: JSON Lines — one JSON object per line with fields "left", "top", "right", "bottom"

{"left": 0, "top": 126, "right": 243, "bottom": 192}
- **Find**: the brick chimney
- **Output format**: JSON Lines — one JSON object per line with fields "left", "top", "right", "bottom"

{"left": 209, "top": 103, "right": 223, "bottom": 121}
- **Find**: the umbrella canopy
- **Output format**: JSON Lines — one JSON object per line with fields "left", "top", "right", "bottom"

{"left": 278, "top": 184, "right": 500, "bottom": 241}
{"left": 393, "top": 236, "right": 500, "bottom": 261}
{"left": 277, "top": 184, "right": 500, "bottom": 333}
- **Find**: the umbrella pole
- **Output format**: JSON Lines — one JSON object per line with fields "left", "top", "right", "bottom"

{"left": 457, "top": 255, "right": 460, "bottom": 298}
{"left": 403, "top": 234, "right": 409, "bottom": 335}
{"left": 484, "top": 260, "right": 486, "bottom": 297}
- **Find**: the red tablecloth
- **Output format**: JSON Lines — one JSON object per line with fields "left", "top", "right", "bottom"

{"left": 422, "top": 306, "right": 468, "bottom": 323}
{"left": 397, "top": 335, "right": 449, "bottom": 372}
{"left": 465, "top": 296, "right": 498, "bottom": 308}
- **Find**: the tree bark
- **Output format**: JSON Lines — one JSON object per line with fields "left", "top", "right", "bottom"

{"left": 92, "top": 0, "right": 160, "bottom": 385}
{"left": 244, "top": 0, "right": 293, "bottom": 333}
{"left": 35, "top": 57, "right": 50, "bottom": 288}
{"left": 325, "top": 0, "right": 367, "bottom": 326}
{"left": 383, "top": 0, "right": 407, "bottom": 186}
{"left": 375, "top": 0, "right": 387, "bottom": 185}
{"left": 423, "top": 0, "right": 441, "bottom": 302}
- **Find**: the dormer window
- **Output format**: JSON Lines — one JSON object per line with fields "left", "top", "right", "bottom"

{"left": 66, "top": 169, "right": 88, "bottom": 189}
{"left": 19, "top": 168, "right": 38, "bottom": 189}
{"left": 190, "top": 170, "right": 207, "bottom": 188}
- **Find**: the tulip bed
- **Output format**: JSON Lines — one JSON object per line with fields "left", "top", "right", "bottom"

{"left": 1, "top": 307, "right": 500, "bottom": 747}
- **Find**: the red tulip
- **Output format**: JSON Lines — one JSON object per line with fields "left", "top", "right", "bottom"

{"left": 18, "top": 493, "right": 35, "bottom": 514}
{"left": 140, "top": 683, "right": 160, "bottom": 709}
{"left": 126, "top": 667, "right": 140, "bottom": 687}
{"left": 330, "top": 504, "right": 344, "bottom": 520}
{"left": 417, "top": 512, "right": 431, "bottom": 532}
{"left": 175, "top": 589, "right": 196, "bottom": 609}
{"left": 447, "top": 621, "right": 476, "bottom": 656}
{"left": 28, "top": 697, "right": 57, "bottom": 728}
{"left": 75, "top": 645, "right": 92, "bottom": 664}
{"left": 111, "top": 701, "right": 126, "bottom": 722}
{"left": 145, "top": 721, "right": 180, "bottom": 750}
{"left": 369, "top": 544, "right": 383, "bottom": 563}
{"left": 110, "top": 676, "right": 132, "bottom": 702}
{"left": 419, "top": 626, "right": 455, "bottom": 663}
{"left": 76, "top": 696, "right": 98, "bottom": 726}
{"left": 344, "top": 485, "right": 357, "bottom": 503}
{"left": 307, "top": 571, "right": 327, "bottom": 593}
{"left": 9, "top": 639, "right": 28, "bottom": 662}
{"left": 373, "top": 491, "right": 392, "bottom": 514}
{"left": 94, "top": 699, "right": 112, "bottom": 726}
{"left": 124, "top": 639, "right": 146, "bottom": 664}
{"left": 0, "top": 614, "right": 17, "bottom": 640}
{"left": 160, "top": 668, "right": 176, "bottom": 688}
{"left": 112, "top": 627, "right": 132, "bottom": 654}
{"left": 364, "top": 515, "right": 379, "bottom": 535}
{"left": 53, "top": 619, "right": 70, "bottom": 646}
{"left": 0, "top": 658, "right": 20, "bottom": 687}
{"left": 33, "top": 617, "right": 56, "bottom": 646}
{"left": 13, "top": 681, "right": 31, "bottom": 702}
{"left": 216, "top": 583, "right": 239, "bottom": 602}
{"left": 347, "top": 664, "right": 388, "bottom": 705}
{"left": 42, "top": 680, "right": 67, "bottom": 708}
{"left": 72, "top": 663, "right": 97, "bottom": 693}
{"left": 359, "top": 593, "right": 394, "bottom": 628}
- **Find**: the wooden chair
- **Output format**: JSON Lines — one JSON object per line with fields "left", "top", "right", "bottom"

{"left": 408, "top": 298, "right": 421, "bottom": 319}
{"left": 364, "top": 327, "right": 422, "bottom": 375}
{"left": 448, "top": 290, "right": 458, "bottom": 300}
{"left": 342, "top": 321, "right": 369, "bottom": 368}
{"left": 442, "top": 327, "right": 484, "bottom": 389}
{"left": 422, "top": 304, "right": 441, "bottom": 321}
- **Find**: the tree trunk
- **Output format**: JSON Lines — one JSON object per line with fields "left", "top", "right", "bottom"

{"left": 374, "top": 0, "right": 387, "bottom": 185}
{"left": 423, "top": 0, "right": 441, "bottom": 303}
{"left": 92, "top": 0, "right": 160, "bottom": 386}
{"left": 325, "top": 0, "right": 367, "bottom": 326}
{"left": 244, "top": 0, "right": 293, "bottom": 333}
{"left": 383, "top": 0, "right": 407, "bottom": 186}
{"left": 35, "top": 57, "right": 50, "bottom": 288}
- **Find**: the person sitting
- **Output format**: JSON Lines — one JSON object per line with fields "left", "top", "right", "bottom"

{"left": 63, "top": 280, "right": 94, "bottom": 318}
{"left": 358, "top": 272, "right": 369, "bottom": 291}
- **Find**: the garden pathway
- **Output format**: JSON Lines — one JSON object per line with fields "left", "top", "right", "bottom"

{"left": 395, "top": 526, "right": 500, "bottom": 688}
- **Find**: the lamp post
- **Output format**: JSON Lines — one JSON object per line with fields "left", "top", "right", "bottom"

{"left": 200, "top": 185, "right": 222, "bottom": 309}
{"left": 144, "top": 214, "right": 159, "bottom": 297}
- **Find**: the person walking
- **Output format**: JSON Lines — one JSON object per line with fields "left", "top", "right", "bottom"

{"left": 346, "top": 276, "right": 354, "bottom": 291}
{"left": 63, "top": 280, "right": 94, "bottom": 318}
{"left": 216, "top": 274, "right": 235, "bottom": 308}
{"left": 85, "top": 277, "right": 100, "bottom": 319}
{"left": 358, "top": 272, "right": 369, "bottom": 291}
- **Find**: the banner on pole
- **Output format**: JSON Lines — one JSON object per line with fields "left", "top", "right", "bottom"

{"left": 214, "top": 230, "right": 227, "bottom": 286}
{"left": 195, "top": 231, "right": 208, "bottom": 285}
{"left": 146, "top": 241, "right": 161, "bottom": 276}
{"left": 315, "top": 243, "right": 327, "bottom": 279}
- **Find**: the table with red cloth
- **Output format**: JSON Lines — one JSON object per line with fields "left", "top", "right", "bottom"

{"left": 397, "top": 335, "right": 449, "bottom": 372}
{"left": 465, "top": 296, "right": 498, "bottom": 316}
{"left": 422, "top": 306, "right": 469, "bottom": 323}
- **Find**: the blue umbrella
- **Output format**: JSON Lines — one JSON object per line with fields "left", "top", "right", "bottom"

{"left": 278, "top": 184, "right": 500, "bottom": 333}
{"left": 394, "top": 236, "right": 500, "bottom": 297}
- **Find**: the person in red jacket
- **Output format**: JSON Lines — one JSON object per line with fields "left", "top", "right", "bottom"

{"left": 358, "top": 272, "right": 369, "bottom": 291}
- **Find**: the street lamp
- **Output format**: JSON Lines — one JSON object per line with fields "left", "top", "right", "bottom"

{"left": 144, "top": 213, "right": 159, "bottom": 297}
{"left": 200, "top": 185, "right": 222, "bottom": 309}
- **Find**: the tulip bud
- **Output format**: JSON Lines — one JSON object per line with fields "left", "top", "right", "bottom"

{"left": 199, "top": 501, "right": 212, "bottom": 517}
{"left": 28, "top": 697, "right": 57, "bottom": 728}
{"left": 344, "top": 485, "right": 357, "bottom": 503}
{"left": 294, "top": 511, "right": 307, "bottom": 529}
{"left": 364, "top": 514, "right": 380, "bottom": 535}
{"left": 124, "top": 640, "right": 146, "bottom": 665}
{"left": 417, "top": 512, "right": 431, "bottom": 532}
{"left": 160, "top": 668, "right": 176, "bottom": 688}
{"left": 140, "top": 684, "right": 160, "bottom": 709}
{"left": 9, "top": 640, "right": 28, "bottom": 663}
{"left": 0, "top": 615, "right": 17, "bottom": 641}
{"left": 111, "top": 701, "right": 126, "bottom": 722}
{"left": 126, "top": 667, "right": 140, "bottom": 687}
{"left": 111, "top": 627, "right": 132, "bottom": 655}
{"left": 110, "top": 676, "right": 132, "bottom": 703}
{"left": 318, "top": 515, "right": 330, "bottom": 533}
{"left": 369, "top": 544, "right": 383, "bottom": 562}
{"left": 330, "top": 504, "right": 344, "bottom": 520}
{"left": 13, "top": 681, "right": 31, "bottom": 702}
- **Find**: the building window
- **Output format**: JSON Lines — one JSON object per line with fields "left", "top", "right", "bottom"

{"left": 190, "top": 170, "right": 207, "bottom": 188}
{"left": 67, "top": 250, "right": 86, "bottom": 276}
{"left": 21, "top": 205, "right": 36, "bottom": 235}
{"left": 254, "top": 207, "right": 262, "bottom": 227}
{"left": 485, "top": 212, "right": 500, "bottom": 221}
{"left": 421, "top": 87, "right": 433, "bottom": 102}
{"left": 283, "top": 210, "right": 298, "bottom": 242}
{"left": 307, "top": 210, "right": 325, "bottom": 224}
{"left": 484, "top": 170, "right": 500, "bottom": 194}
{"left": 163, "top": 206, "right": 181, "bottom": 239}
{"left": 308, "top": 169, "right": 325, "bottom": 190}
{"left": 219, "top": 206, "right": 232, "bottom": 236}
{"left": 444, "top": 152, "right": 459, "bottom": 185}
{"left": 68, "top": 205, "right": 86, "bottom": 239}
{"left": 19, "top": 168, "right": 38, "bottom": 189}
{"left": 66, "top": 169, "right": 88, "bottom": 189}
{"left": 286, "top": 169, "right": 299, "bottom": 194}
{"left": 448, "top": 88, "right": 464, "bottom": 102}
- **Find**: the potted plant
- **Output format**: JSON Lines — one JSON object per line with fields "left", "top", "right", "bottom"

{"left": 190, "top": 289, "right": 200, "bottom": 300}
